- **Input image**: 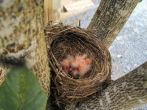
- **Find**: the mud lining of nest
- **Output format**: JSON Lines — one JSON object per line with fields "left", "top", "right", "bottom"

{"left": 45, "top": 24, "right": 112, "bottom": 104}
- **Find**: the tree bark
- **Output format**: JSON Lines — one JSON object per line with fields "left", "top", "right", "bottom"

{"left": 0, "top": 1, "right": 146, "bottom": 110}
{"left": 65, "top": 62, "right": 147, "bottom": 110}
{"left": 0, "top": 0, "right": 50, "bottom": 95}
{"left": 44, "top": 0, "right": 61, "bottom": 25}
{"left": 88, "top": 0, "right": 139, "bottom": 48}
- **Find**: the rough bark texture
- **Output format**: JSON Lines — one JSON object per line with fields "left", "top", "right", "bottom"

{"left": 0, "top": 1, "right": 146, "bottom": 110}
{"left": 88, "top": 0, "right": 139, "bottom": 48}
{"left": 44, "top": 0, "right": 61, "bottom": 25}
{"left": 0, "top": 0, "right": 50, "bottom": 95}
{"left": 65, "top": 62, "right": 147, "bottom": 110}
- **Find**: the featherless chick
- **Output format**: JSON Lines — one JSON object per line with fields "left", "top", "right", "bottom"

{"left": 60, "top": 54, "right": 92, "bottom": 79}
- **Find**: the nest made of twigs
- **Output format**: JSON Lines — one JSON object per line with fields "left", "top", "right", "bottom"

{"left": 45, "top": 24, "right": 111, "bottom": 103}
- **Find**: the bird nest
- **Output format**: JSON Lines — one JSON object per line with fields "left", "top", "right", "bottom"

{"left": 45, "top": 24, "right": 112, "bottom": 103}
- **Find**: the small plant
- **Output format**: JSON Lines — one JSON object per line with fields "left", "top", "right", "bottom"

{"left": 0, "top": 66, "right": 48, "bottom": 110}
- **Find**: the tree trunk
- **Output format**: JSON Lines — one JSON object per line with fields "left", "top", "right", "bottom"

{"left": 0, "top": 0, "right": 50, "bottom": 95}
{"left": 65, "top": 62, "right": 147, "bottom": 110}
{"left": 44, "top": 0, "right": 61, "bottom": 25}
{"left": 88, "top": 0, "right": 139, "bottom": 48}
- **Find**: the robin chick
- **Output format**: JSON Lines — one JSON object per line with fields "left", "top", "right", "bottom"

{"left": 60, "top": 55, "right": 74, "bottom": 73}
{"left": 61, "top": 54, "right": 92, "bottom": 79}
{"left": 71, "top": 54, "right": 92, "bottom": 78}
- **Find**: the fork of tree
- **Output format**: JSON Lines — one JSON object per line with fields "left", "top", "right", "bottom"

{"left": 0, "top": 0, "right": 146, "bottom": 110}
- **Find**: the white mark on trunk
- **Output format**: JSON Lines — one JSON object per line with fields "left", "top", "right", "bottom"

{"left": 0, "top": 0, "right": 15, "bottom": 9}
{"left": 119, "top": 10, "right": 128, "bottom": 16}
{"left": 127, "top": 0, "right": 132, "bottom": 3}
{"left": 0, "top": 16, "right": 22, "bottom": 37}
{"left": 25, "top": 40, "right": 37, "bottom": 68}
{"left": 122, "top": 82, "right": 127, "bottom": 88}
{"left": 115, "top": 3, "right": 121, "bottom": 9}
{"left": 138, "top": 99, "right": 145, "bottom": 104}
{"left": 99, "top": 99, "right": 103, "bottom": 106}
{"left": 113, "top": 85, "right": 117, "bottom": 92}
{"left": 105, "top": 92, "right": 111, "bottom": 104}
{"left": 143, "top": 81, "right": 147, "bottom": 89}
{"left": 127, "top": 95, "right": 132, "bottom": 100}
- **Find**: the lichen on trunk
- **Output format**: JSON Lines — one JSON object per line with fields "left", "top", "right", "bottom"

{"left": 0, "top": 0, "right": 50, "bottom": 95}
{"left": 88, "top": 0, "right": 139, "bottom": 48}
{"left": 65, "top": 62, "right": 147, "bottom": 110}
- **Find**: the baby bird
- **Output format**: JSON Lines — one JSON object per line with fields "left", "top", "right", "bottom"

{"left": 60, "top": 55, "right": 74, "bottom": 73}
{"left": 60, "top": 54, "right": 92, "bottom": 79}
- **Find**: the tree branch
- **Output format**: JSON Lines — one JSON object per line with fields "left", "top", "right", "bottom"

{"left": 65, "top": 62, "right": 147, "bottom": 110}
{"left": 0, "top": 0, "right": 50, "bottom": 95}
{"left": 88, "top": 0, "right": 139, "bottom": 48}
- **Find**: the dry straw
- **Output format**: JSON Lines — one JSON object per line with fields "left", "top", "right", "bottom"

{"left": 45, "top": 24, "right": 112, "bottom": 104}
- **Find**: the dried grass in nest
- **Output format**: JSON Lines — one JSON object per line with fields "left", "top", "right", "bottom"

{"left": 45, "top": 24, "right": 112, "bottom": 104}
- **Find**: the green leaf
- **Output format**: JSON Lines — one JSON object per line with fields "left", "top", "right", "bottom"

{"left": 0, "top": 66, "right": 48, "bottom": 110}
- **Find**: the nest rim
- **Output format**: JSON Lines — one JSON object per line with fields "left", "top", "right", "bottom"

{"left": 45, "top": 24, "right": 112, "bottom": 103}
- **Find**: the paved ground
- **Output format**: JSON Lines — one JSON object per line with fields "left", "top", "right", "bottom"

{"left": 64, "top": 0, "right": 147, "bottom": 80}
{"left": 108, "top": 0, "right": 147, "bottom": 80}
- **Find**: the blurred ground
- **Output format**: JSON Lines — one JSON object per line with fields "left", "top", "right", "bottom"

{"left": 109, "top": 0, "right": 147, "bottom": 80}
{"left": 64, "top": 0, "right": 147, "bottom": 80}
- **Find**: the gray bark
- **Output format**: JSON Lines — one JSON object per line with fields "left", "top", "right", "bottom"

{"left": 65, "top": 62, "right": 147, "bottom": 110}
{"left": 0, "top": 0, "right": 50, "bottom": 95}
{"left": 88, "top": 0, "right": 139, "bottom": 48}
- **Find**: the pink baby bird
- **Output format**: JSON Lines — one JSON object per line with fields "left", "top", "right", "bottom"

{"left": 71, "top": 54, "right": 92, "bottom": 78}
{"left": 60, "top": 55, "right": 74, "bottom": 73}
{"left": 61, "top": 54, "right": 92, "bottom": 79}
